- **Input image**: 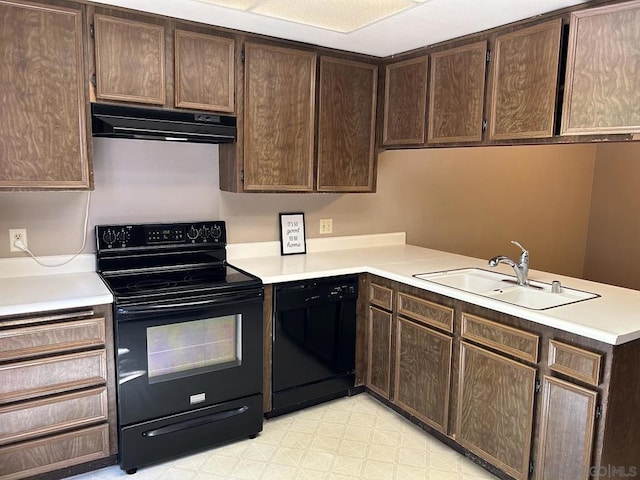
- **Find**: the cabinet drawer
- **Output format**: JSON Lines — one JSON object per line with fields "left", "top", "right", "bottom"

{"left": 0, "top": 387, "right": 108, "bottom": 446}
{"left": 548, "top": 340, "right": 601, "bottom": 386}
{"left": 0, "top": 350, "right": 107, "bottom": 404}
{"left": 0, "top": 318, "right": 105, "bottom": 362}
{"left": 0, "top": 424, "right": 109, "bottom": 480}
{"left": 461, "top": 313, "right": 539, "bottom": 363}
{"left": 370, "top": 283, "right": 393, "bottom": 311}
{"left": 397, "top": 293, "right": 453, "bottom": 333}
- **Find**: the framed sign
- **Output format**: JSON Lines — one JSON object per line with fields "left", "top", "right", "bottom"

{"left": 279, "top": 212, "right": 306, "bottom": 255}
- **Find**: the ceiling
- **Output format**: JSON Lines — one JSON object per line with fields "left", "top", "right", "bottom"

{"left": 89, "top": 0, "right": 590, "bottom": 57}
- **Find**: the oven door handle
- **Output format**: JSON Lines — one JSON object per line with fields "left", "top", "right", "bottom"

{"left": 117, "top": 290, "right": 263, "bottom": 316}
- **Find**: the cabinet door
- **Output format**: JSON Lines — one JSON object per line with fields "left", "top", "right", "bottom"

{"left": 317, "top": 57, "right": 377, "bottom": 192}
{"left": 535, "top": 376, "right": 597, "bottom": 480}
{"left": 383, "top": 56, "right": 428, "bottom": 146}
{"left": 366, "top": 306, "right": 392, "bottom": 399}
{"left": 428, "top": 41, "right": 487, "bottom": 143}
{"left": 561, "top": 1, "right": 640, "bottom": 135}
{"left": 94, "top": 14, "right": 165, "bottom": 105}
{"left": 174, "top": 30, "right": 234, "bottom": 112}
{"left": 243, "top": 43, "right": 316, "bottom": 191}
{"left": 488, "top": 19, "right": 562, "bottom": 140}
{"left": 0, "top": 0, "right": 90, "bottom": 189}
{"left": 456, "top": 341, "right": 536, "bottom": 480}
{"left": 394, "top": 317, "right": 452, "bottom": 433}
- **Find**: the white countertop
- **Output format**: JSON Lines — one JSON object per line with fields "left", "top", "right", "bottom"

{"left": 229, "top": 233, "right": 640, "bottom": 346}
{"left": 0, "top": 254, "right": 113, "bottom": 317}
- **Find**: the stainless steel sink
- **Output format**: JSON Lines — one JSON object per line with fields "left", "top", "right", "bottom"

{"left": 413, "top": 268, "right": 599, "bottom": 310}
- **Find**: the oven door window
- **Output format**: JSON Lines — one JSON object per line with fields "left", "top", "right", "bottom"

{"left": 146, "top": 314, "right": 241, "bottom": 384}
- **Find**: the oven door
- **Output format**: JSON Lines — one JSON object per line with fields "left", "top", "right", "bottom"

{"left": 114, "top": 287, "right": 263, "bottom": 426}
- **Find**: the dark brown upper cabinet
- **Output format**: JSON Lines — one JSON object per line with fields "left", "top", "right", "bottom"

{"left": 317, "top": 57, "right": 377, "bottom": 192}
{"left": 488, "top": 19, "right": 562, "bottom": 140}
{"left": 561, "top": 0, "right": 640, "bottom": 135}
{"left": 428, "top": 41, "right": 487, "bottom": 144}
{"left": 174, "top": 29, "right": 234, "bottom": 113}
{"left": 94, "top": 14, "right": 166, "bottom": 105}
{"left": 0, "top": 0, "right": 91, "bottom": 190}
{"left": 382, "top": 56, "right": 428, "bottom": 146}
{"left": 241, "top": 42, "right": 316, "bottom": 192}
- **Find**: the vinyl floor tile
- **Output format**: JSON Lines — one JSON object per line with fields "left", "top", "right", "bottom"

{"left": 67, "top": 394, "right": 497, "bottom": 480}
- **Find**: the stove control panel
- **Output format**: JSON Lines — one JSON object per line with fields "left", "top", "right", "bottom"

{"left": 96, "top": 221, "right": 226, "bottom": 250}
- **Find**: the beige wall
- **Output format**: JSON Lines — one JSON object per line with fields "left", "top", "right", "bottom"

{"left": 584, "top": 142, "right": 640, "bottom": 290}
{"left": 0, "top": 140, "right": 596, "bottom": 280}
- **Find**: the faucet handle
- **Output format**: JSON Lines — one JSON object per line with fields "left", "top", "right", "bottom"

{"left": 511, "top": 240, "right": 528, "bottom": 254}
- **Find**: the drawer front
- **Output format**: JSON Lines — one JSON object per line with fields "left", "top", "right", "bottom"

{"left": 370, "top": 283, "right": 393, "bottom": 311}
{"left": 0, "top": 387, "right": 108, "bottom": 446}
{"left": 0, "top": 424, "right": 109, "bottom": 480}
{"left": 0, "top": 318, "right": 106, "bottom": 362}
{"left": 397, "top": 293, "right": 453, "bottom": 333}
{"left": 548, "top": 340, "right": 602, "bottom": 386}
{"left": 462, "top": 313, "right": 539, "bottom": 363}
{"left": 0, "top": 350, "right": 107, "bottom": 404}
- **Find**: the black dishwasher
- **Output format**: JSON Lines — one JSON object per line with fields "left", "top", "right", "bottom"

{"left": 270, "top": 275, "right": 358, "bottom": 417}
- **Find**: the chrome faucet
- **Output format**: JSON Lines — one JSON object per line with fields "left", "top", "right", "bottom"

{"left": 488, "top": 241, "right": 529, "bottom": 286}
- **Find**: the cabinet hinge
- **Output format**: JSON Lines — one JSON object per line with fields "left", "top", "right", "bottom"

{"left": 486, "top": 50, "right": 491, "bottom": 62}
{"left": 595, "top": 405, "right": 602, "bottom": 419}
{"left": 90, "top": 74, "right": 96, "bottom": 87}
{"left": 241, "top": 50, "right": 245, "bottom": 64}
{"left": 535, "top": 380, "right": 541, "bottom": 393}
{"left": 529, "top": 460, "right": 535, "bottom": 474}
{"left": 482, "top": 119, "right": 487, "bottom": 132}
{"left": 240, "top": 170, "right": 245, "bottom": 182}
{"left": 90, "top": 23, "right": 94, "bottom": 39}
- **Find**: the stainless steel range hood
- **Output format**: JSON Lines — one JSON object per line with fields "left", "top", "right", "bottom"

{"left": 91, "top": 103, "right": 236, "bottom": 144}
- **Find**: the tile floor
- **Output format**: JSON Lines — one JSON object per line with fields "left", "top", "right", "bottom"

{"left": 69, "top": 394, "right": 497, "bottom": 480}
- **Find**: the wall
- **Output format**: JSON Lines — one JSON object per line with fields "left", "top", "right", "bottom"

{"left": 0, "top": 139, "right": 596, "bottom": 279}
{"left": 584, "top": 142, "right": 640, "bottom": 290}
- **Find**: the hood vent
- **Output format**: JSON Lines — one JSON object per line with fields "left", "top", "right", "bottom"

{"left": 91, "top": 103, "right": 236, "bottom": 144}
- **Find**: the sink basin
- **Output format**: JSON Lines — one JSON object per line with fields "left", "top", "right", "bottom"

{"left": 413, "top": 268, "right": 599, "bottom": 310}
{"left": 413, "top": 268, "right": 513, "bottom": 294}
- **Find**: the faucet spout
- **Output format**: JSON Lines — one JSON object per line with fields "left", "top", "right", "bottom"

{"left": 488, "top": 241, "right": 530, "bottom": 286}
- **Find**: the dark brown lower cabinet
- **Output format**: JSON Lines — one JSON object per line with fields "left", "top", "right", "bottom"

{"left": 394, "top": 317, "right": 452, "bottom": 433}
{"left": 456, "top": 341, "right": 536, "bottom": 480}
{"left": 366, "top": 306, "right": 392, "bottom": 399}
{"left": 535, "top": 375, "right": 597, "bottom": 480}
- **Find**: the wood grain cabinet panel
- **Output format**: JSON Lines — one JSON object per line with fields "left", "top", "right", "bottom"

{"left": 174, "top": 30, "right": 234, "bottom": 112}
{"left": 461, "top": 313, "right": 539, "bottom": 363}
{"left": 398, "top": 293, "right": 453, "bottom": 333}
{"left": 535, "top": 376, "right": 597, "bottom": 480}
{"left": 488, "top": 19, "right": 562, "bottom": 140}
{"left": 366, "top": 306, "right": 392, "bottom": 399}
{"left": 0, "top": 424, "right": 109, "bottom": 480}
{"left": 369, "top": 283, "right": 393, "bottom": 311}
{"left": 0, "top": 350, "right": 107, "bottom": 404}
{"left": 428, "top": 41, "right": 487, "bottom": 143}
{"left": 456, "top": 341, "right": 536, "bottom": 480}
{"left": 317, "top": 57, "right": 377, "bottom": 192}
{"left": 561, "top": 0, "right": 640, "bottom": 135}
{"left": 0, "top": 0, "right": 90, "bottom": 190}
{"left": 0, "top": 317, "right": 105, "bottom": 362}
{"left": 243, "top": 43, "right": 316, "bottom": 191}
{"left": 383, "top": 56, "right": 428, "bottom": 145}
{"left": 394, "top": 318, "right": 452, "bottom": 433}
{"left": 0, "top": 387, "right": 108, "bottom": 446}
{"left": 548, "top": 339, "right": 601, "bottom": 386}
{"left": 94, "top": 14, "right": 165, "bottom": 105}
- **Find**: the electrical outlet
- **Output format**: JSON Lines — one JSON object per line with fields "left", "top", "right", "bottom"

{"left": 319, "top": 219, "right": 333, "bottom": 234}
{"left": 9, "top": 229, "right": 28, "bottom": 252}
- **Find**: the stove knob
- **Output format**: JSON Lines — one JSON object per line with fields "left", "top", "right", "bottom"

{"left": 119, "top": 229, "right": 131, "bottom": 246}
{"left": 102, "top": 230, "right": 117, "bottom": 245}
{"left": 211, "top": 225, "right": 222, "bottom": 241}
{"left": 187, "top": 226, "right": 200, "bottom": 240}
